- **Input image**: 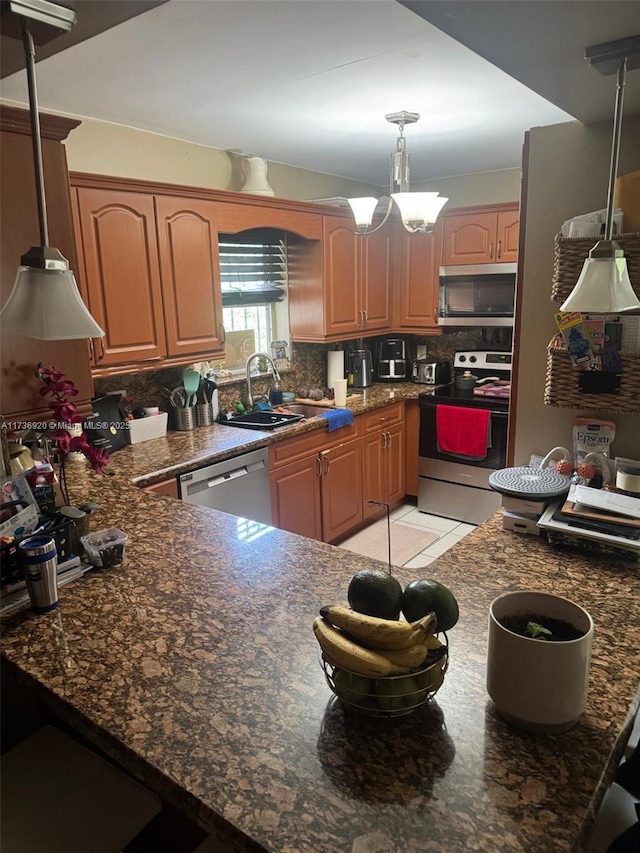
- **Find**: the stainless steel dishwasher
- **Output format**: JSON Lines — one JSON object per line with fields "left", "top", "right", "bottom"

{"left": 178, "top": 447, "right": 271, "bottom": 525}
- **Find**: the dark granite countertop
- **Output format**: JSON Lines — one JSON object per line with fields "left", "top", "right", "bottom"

{"left": 2, "top": 381, "right": 639, "bottom": 853}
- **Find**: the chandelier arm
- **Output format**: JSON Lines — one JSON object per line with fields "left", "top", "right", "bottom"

{"left": 22, "top": 21, "right": 49, "bottom": 248}
{"left": 360, "top": 198, "right": 395, "bottom": 235}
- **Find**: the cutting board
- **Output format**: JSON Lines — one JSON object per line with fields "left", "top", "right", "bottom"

{"left": 294, "top": 397, "right": 335, "bottom": 407}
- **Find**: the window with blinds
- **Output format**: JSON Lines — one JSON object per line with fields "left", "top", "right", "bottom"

{"left": 218, "top": 228, "right": 289, "bottom": 369}
{"left": 219, "top": 228, "right": 287, "bottom": 307}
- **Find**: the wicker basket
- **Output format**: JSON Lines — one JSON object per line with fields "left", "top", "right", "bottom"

{"left": 545, "top": 338, "right": 640, "bottom": 414}
{"left": 551, "top": 232, "right": 640, "bottom": 303}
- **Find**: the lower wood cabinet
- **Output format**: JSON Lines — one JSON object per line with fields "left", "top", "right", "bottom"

{"left": 269, "top": 421, "right": 362, "bottom": 543}
{"left": 143, "top": 478, "right": 178, "bottom": 499}
{"left": 404, "top": 399, "right": 420, "bottom": 497}
{"left": 361, "top": 403, "right": 405, "bottom": 520}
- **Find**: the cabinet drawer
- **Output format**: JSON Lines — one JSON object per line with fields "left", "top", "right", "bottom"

{"left": 361, "top": 403, "right": 403, "bottom": 434}
{"left": 269, "top": 421, "right": 360, "bottom": 468}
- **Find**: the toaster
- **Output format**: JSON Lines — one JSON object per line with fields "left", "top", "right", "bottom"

{"left": 412, "top": 357, "right": 452, "bottom": 385}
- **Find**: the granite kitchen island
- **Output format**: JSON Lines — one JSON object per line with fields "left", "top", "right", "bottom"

{"left": 2, "top": 422, "right": 639, "bottom": 853}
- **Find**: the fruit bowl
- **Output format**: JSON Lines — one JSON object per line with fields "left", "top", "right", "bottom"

{"left": 321, "top": 636, "right": 448, "bottom": 718}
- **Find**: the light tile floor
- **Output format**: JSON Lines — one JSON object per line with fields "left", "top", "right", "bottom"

{"left": 339, "top": 499, "right": 476, "bottom": 569}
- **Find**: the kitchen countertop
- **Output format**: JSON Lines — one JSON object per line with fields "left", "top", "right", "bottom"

{"left": 2, "top": 383, "right": 639, "bottom": 853}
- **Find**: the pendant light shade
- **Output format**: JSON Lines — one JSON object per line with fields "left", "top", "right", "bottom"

{"left": 2, "top": 264, "right": 105, "bottom": 340}
{"left": 0, "top": 0, "right": 105, "bottom": 341}
{"left": 347, "top": 112, "right": 447, "bottom": 236}
{"left": 560, "top": 35, "right": 640, "bottom": 314}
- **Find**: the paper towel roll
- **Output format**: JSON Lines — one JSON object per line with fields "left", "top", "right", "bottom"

{"left": 327, "top": 350, "right": 345, "bottom": 387}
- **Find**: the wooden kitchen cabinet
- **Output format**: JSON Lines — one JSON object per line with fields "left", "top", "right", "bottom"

{"left": 394, "top": 223, "right": 442, "bottom": 332}
{"left": 0, "top": 106, "right": 94, "bottom": 423}
{"left": 143, "top": 478, "right": 179, "bottom": 499}
{"left": 442, "top": 204, "right": 519, "bottom": 265}
{"left": 403, "top": 399, "right": 420, "bottom": 497}
{"left": 361, "top": 403, "right": 405, "bottom": 520}
{"left": 74, "top": 187, "right": 167, "bottom": 367}
{"left": 155, "top": 196, "right": 225, "bottom": 358}
{"left": 269, "top": 419, "right": 362, "bottom": 543}
{"left": 290, "top": 213, "right": 391, "bottom": 341}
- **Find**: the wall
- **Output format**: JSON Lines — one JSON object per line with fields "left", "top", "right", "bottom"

{"left": 59, "top": 112, "right": 380, "bottom": 201}
{"left": 412, "top": 168, "right": 521, "bottom": 208}
{"left": 513, "top": 116, "right": 640, "bottom": 465}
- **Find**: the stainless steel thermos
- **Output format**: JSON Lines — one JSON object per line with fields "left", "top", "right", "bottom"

{"left": 19, "top": 535, "right": 59, "bottom": 613}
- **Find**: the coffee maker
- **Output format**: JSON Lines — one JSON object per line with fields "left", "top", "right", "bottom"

{"left": 375, "top": 337, "right": 409, "bottom": 382}
{"left": 347, "top": 349, "right": 373, "bottom": 388}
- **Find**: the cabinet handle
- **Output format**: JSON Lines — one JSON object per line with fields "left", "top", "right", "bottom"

{"left": 97, "top": 338, "right": 105, "bottom": 361}
{"left": 358, "top": 309, "right": 364, "bottom": 328}
{"left": 433, "top": 307, "right": 438, "bottom": 324}
{"left": 363, "top": 309, "right": 368, "bottom": 327}
{"left": 88, "top": 339, "right": 95, "bottom": 362}
{"left": 323, "top": 453, "right": 330, "bottom": 475}
{"left": 489, "top": 242, "right": 494, "bottom": 259}
{"left": 316, "top": 456, "right": 322, "bottom": 477}
{"left": 497, "top": 240, "right": 502, "bottom": 259}
{"left": 219, "top": 323, "right": 227, "bottom": 345}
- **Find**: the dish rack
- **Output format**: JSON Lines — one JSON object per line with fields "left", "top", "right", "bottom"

{"left": 321, "top": 636, "right": 449, "bottom": 718}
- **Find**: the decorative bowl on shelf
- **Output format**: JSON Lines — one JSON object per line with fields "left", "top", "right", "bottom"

{"left": 321, "top": 637, "right": 448, "bottom": 718}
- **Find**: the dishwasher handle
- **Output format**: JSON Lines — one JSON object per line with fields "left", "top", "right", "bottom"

{"left": 207, "top": 466, "right": 248, "bottom": 488}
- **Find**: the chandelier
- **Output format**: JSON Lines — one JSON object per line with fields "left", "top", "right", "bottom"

{"left": 347, "top": 111, "right": 448, "bottom": 235}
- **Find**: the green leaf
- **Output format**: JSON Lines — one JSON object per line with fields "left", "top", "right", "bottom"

{"left": 526, "top": 621, "right": 553, "bottom": 640}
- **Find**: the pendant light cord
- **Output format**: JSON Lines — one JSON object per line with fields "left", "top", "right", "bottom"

{"left": 604, "top": 58, "right": 627, "bottom": 242}
{"left": 22, "top": 21, "right": 49, "bottom": 248}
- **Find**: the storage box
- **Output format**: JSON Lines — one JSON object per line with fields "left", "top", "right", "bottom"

{"left": 501, "top": 495, "right": 548, "bottom": 518}
{"left": 80, "top": 528, "right": 128, "bottom": 568}
{"left": 502, "top": 511, "right": 542, "bottom": 537}
{"left": 126, "top": 412, "right": 168, "bottom": 445}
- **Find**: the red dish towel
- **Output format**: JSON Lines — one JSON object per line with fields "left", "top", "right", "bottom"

{"left": 436, "top": 405, "right": 491, "bottom": 458}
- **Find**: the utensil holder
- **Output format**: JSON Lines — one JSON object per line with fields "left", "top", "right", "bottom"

{"left": 174, "top": 407, "right": 195, "bottom": 431}
{"left": 195, "top": 402, "right": 214, "bottom": 427}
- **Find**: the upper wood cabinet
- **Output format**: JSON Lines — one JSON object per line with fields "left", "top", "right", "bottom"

{"left": 155, "top": 196, "right": 224, "bottom": 357}
{"left": 73, "top": 181, "right": 226, "bottom": 372}
{"left": 75, "top": 187, "right": 167, "bottom": 367}
{"left": 0, "top": 107, "right": 94, "bottom": 423}
{"left": 288, "top": 213, "right": 391, "bottom": 342}
{"left": 394, "top": 222, "right": 442, "bottom": 332}
{"left": 442, "top": 204, "right": 519, "bottom": 265}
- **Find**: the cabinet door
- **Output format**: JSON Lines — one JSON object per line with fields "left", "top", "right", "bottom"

{"left": 497, "top": 209, "right": 519, "bottom": 263}
{"left": 442, "top": 212, "right": 496, "bottom": 265}
{"left": 155, "top": 196, "right": 224, "bottom": 358}
{"left": 270, "top": 454, "right": 323, "bottom": 540}
{"left": 1, "top": 108, "right": 93, "bottom": 421}
{"left": 144, "top": 478, "right": 178, "bottom": 499}
{"left": 396, "top": 227, "right": 441, "bottom": 330}
{"left": 360, "top": 228, "right": 392, "bottom": 331}
{"left": 384, "top": 421, "right": 405, "bottom": 506}
{"left": 323, "top": 217, "right": 360, "bottom": 336}
{"left": 361, "top": 431, "right": 385, "bottom": 520}
{"left": 76, "top": 188, "right": 166, "bottom": 366}
{"left": 321, "top": 438, "right": 363, "bottom": 542}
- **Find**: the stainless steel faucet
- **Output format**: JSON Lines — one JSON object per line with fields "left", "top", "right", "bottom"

{"left": 245, "top": 352, "right": 281, "bottom": 409}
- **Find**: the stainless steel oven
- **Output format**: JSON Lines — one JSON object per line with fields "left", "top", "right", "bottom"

{"left": 418, "top": 351, "right": 511, "bottom": 525}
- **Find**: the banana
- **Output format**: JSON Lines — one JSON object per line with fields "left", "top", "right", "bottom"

{"left": 319, "top": 605, "right": 436, "bottom": 650}
{"left": 313, "top": 617, "right": 411, "bottom": 677}
{"left": 379, "top": 643, "right": 428, "bottom": 669}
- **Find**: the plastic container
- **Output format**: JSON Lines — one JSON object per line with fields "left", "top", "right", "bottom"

{"left": 281, "top": 392, "right": 295, "bottom": 403}
{"left": 81, "top": 528, "right": 128, "bottom": 569}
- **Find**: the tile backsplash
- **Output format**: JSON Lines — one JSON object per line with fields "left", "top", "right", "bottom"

{"left": 93, "top": 329, "right": 508, "bottom": 416}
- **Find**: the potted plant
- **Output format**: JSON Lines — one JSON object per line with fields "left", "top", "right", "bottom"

{"left": 486, "top": 590, "right": 594, "bottom": 733}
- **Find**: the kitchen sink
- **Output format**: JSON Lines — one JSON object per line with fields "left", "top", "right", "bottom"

{"left": 283, "top": 404, "right": 329, "bottom": 418}
{"left": 219, "top": 411, "right": 304, "bottom": 431}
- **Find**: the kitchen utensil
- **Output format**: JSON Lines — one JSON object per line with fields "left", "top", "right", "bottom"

{"left": 174, "top": 407, "right": 195, "bottom": 431}
{"left": 195, "top": 402, "right": 214, "bottom": 427}
{"left": 170, "top": 386, "right": 187, "bottom": 408}
{"left": 182, "top": 369, "right": 200, "bottom": 407}
{"left": 456, "top": 370, "right": 478, "bottom": 391}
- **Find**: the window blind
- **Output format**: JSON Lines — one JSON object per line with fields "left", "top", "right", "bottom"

{"left": 219, "top": 228, "right": 286, "bottom": 307}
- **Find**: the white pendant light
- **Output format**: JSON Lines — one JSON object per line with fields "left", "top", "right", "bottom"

{"left": 560, "top": 36, "right": 640, "bottom": 314}
{"left": 0, "top": 0, "right": 105, "bottom": 341}
{"left": 347, "top": 112, "right": 447, "bottom": 236}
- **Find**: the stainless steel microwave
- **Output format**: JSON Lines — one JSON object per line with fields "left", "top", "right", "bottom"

{"left": 438, "top": 264, "right": 517, "bottom": 327}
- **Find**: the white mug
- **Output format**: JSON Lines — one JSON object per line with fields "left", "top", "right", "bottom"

{"left": 332, "top": 379, "right": 347, "bottom": 407}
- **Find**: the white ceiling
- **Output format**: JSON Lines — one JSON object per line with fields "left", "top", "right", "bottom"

{"left": 0, "top": 0, "right": 620, "bottom": 187}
